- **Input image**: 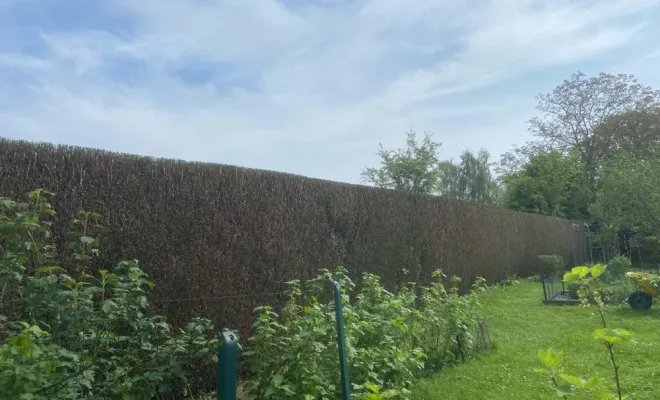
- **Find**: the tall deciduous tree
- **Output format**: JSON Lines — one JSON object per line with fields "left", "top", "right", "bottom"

{"left": 439, "top": 149, "right": 500, "bottom": 204}
{"left": 596, "top": 108, "right": 660, "bottom": 161}
{"left": 502, "top": 150, "right": 590, "bottom": 219}
{"left": 495, "top": 141, "right": 553, "bottom": 177}
{"left": 529, "top": 71, "right": 660, "bottom": 184}
{"left": 361, "top": 130, "right": 442, "bottom": 194}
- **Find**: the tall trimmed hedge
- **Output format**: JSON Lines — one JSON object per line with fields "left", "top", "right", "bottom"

{"left": 0, "top": 139, "right": 573, "bottom": 334}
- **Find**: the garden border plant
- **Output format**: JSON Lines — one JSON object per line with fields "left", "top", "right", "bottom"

{"left": 0, "top": 189, "right": 219, "bottom": 399}
{"left": 536, "top": 264, "right": 635, "bottom": 400}
{"left": 243, "top": 267, "right": 490, "bottom": 399}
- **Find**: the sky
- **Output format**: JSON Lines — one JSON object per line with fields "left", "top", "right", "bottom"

{"left": 1, "top": 0, "right": 660, "bottom": 184}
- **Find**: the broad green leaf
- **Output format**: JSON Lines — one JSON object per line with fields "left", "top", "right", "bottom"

{"left": 0, "top": 198, "right": 15, "bottom": 208}
{"left": 572, "top": 266, "right": 590, "bottom": 278}
{"left": 555, "top": 384, "right": 573, "bottom": 397}
{"left": 593, "top": 328, "right": 619, "bottom": 344}
{"left": 590, "top": 264, "right": 607, "bottom": 278}
{"left": 593, "top": 328, "right": 635, "bottom": 345}
{"left": 537, "top": 348, "right": 563, "bottom": 368}
{"left": 365, "top": 381, "right": 382, "bottom": 393}
{"left": 563, "top": 272, "right": 580, "bottom": 282}
{"left": 611, "top": 329, "right": 635, "bottom": 344}
{"left": 559, "top": 374, "right": 586, "bottom": 388}
{"left": 80, "top": 235, "right": 95, "bottom": 245}
{"left": 101, "top": 300, "right": 116, "bottom": 314}
{"left": 613, "top": 328, "right": 634, "bottom": 337}
{"left": 584, "top": 377, "right": 606, "bottom": 389}
{"left": 27, "top": 325, "right": 45, "bottom": 337}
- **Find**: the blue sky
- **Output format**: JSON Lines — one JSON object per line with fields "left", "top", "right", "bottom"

{"left": 1, "top": 0, "right": 660, "bottom": 183}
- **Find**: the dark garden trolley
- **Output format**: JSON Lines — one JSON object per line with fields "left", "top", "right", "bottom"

{"left": 625, "top": 271, "right": 659, "bottom": 309}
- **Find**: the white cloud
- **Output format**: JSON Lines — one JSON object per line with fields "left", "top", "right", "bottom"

{"left": 1, "top": 0, "right": 660, "bottom": 183}
{"left": 0, "top": 54, "right": 50, "bottom": 70}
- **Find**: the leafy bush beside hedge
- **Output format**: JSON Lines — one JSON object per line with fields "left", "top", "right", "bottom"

{"left": 538, "top": 255, "right": 565, "bottom": 279}
{"left": 243, "top": 268, "right": 490, "bottom": 399}
{"left": 0, "top": 190, "right": 218, "bottom": 399}
{"left": 604, "top": 256, "right": 631, "bottom": 282}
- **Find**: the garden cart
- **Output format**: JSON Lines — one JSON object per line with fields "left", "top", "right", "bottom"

{"left": 625, "top": 271, "right": 660, "bottom": 309}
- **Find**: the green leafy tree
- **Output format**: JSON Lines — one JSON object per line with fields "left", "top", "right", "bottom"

{"left": 438, "top": 149, "right": 500, "bottom": 204}
{"left": 597, "top": 108, "right": 660, "bottom": 161}
{"left": 361, "top": 130, "right": 442, "bottom": 194}
{"left": 502, "top": 150, "right": 590, "bottom": 219}
{"left": 496, "top": 141, "right": 554, "bottom": 177}
{"left": 362, "top": 132, "right": 501, "bottom": 204}
{"left": 528, "top": 71, "right": 660, "bottom": 186}
{"left": 593, "top": 147, "right": 660, "bottom": 234}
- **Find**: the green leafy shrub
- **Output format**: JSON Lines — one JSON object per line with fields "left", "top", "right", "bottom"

{"left": 538, "top": 255, "right": 565, "bottom": 279}
{"left": 417, "top": 272, "right": 489, "bottom": 372}
{"left": 600, "top": 279, "right": 637, "bottom": 304}
{"left": 565, "top": 283, "right": 579, "bottom": 295}
{"left": 502, "top": 275, "right": 521, "bottom": 286}
{"left": 0, "top": 190, "right": 219, "bottom": 399}
{"left": 604, "top": 256, "right": 631, "bottom": 283}
{"left": 244, "top": 268, "right": 489, "bottom": 399}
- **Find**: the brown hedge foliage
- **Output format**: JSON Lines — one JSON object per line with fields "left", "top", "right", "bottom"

{"left": 0, "top": 138, "right": 573, "bottom": 334}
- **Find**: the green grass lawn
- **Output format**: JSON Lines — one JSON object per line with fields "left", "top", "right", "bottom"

{"left": 411, "top": 281, "right": 660, "bottom": 399}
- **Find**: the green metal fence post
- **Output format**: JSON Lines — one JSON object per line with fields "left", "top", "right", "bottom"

{"left": 217, "top": 329, "right": 238, "bottom": 400}
{"left": 333, "top": 281, "right": 351, "bottom": 400}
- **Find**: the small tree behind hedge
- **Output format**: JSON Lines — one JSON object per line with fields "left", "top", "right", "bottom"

{"left": 0, "top": 189, "right": 219, "bottom": 399}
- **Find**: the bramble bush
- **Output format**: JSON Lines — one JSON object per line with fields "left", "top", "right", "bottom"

{"left": 0, "top": 190, "right": 219, "bottom": 399}
{"left": 243, "top": 267, "right": 489, "bottom": 399}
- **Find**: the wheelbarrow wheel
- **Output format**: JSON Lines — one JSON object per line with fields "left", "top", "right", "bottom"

{"left": 628, "top": 291, "right": 653, "bottom": 310}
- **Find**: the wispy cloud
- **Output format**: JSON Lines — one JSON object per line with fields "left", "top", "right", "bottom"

{"left": 1, "top": 0, "right": 660, "bottom": 183}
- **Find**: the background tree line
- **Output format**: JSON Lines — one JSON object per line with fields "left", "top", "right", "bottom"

{"left": 362, "top": 71, "right": 660, "bottom": 263}
{"left": 360, "top": 130, "right": 500, "bottom": 204}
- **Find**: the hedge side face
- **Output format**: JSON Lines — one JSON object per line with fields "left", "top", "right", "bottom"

{"left": 0, "top": 139, "right": 573, "bottom": 334}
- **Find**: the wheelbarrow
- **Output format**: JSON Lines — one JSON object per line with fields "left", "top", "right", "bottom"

{"left": 625, "top": 271, "right": 659, "bottom": 309}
